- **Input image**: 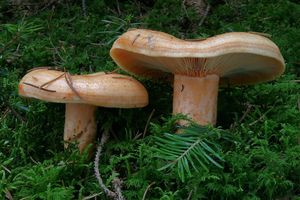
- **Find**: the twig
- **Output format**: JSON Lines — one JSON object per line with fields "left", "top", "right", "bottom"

{"left": 94, "top": 130, "right": 126, "bottom": 200}
{"left": 112, "top": 177, "right": 125, "bottom": 200}
{"left": 230, "top": 103, "right": 253, "bottom": 129}
{"left": 49, "top": 39, "right": 66, "bottom": 65}
{"left": 142, "top": 182, "right": 155, "bottom": 200}
{"left": 82, "top": 193, "right": 102, "bottom": 200}
{"left": 7, "top": 105, "right": 26, "bottom": 123}
{"left": 0, "top": 108, "right": 10, "bottom": 122}
{"left": 25, "top": 69, "right": 82, "bottom": 99}
{"left": 105, "top": 68, "right": 122, "bottom": 74}
{"left": 249, "top": 106, "right": 274, "bottom": 126}
{"left": 116, "top": 0, "right": 121, "bottom": 15}
{"left": 94, "top": 130, "right": 117, "bottom": 199}
{"left": 142, "top": 109, "right": 155, "bottom": 138}
{"left": 5, "top": 189, "right": 13, "bottom": 200}
{"left": 249, "top": 114, "right": 266, "bottom": 126}
{"left": 82, "top": 0, "right": 87, "bottom": 17}
{"left": 292, "top": 80, "right": 300, "bottom": 83}
{"left": 186, "top": 190, "right": 193, "bottom": 200}
{"left": 23, "top": 82, "right": 56, "bottom": 92}
{"left": 132, "top": 34, "right": 140, "bottom": 45}
{"left": 31, "top": 0, "right": 58, "bottom": 17}
{"left": 133, "top": 132, "right": 142, "bottom": 141}
{"left": 0, "top": 35, "right": 19, "bottom": 55}
{"left": 199, "top": 2, "right": 210, "bottom": 26}
{"left": 1, "top": 165, "right": 11, "bottom": 174}
{"left": 29, "top": 156, "right": 39, "bottom": 165}
{"left": 182, "top": 0, "right": 188, "bottom": 16}
{"left": 39, "top": 72, "right": 66, "bottom": 88}
{"left": 239, "top": 104, "right": 253, "bottom": 123}
{"left": 64, "top": 72, "right": 82, "bottom": 99}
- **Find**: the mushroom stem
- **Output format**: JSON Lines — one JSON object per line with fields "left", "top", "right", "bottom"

{"left": 173, "top": 74, "right": 219, "bottom": 126}
{"left": 64, "top": 103, "right": 97, "bottom": 152}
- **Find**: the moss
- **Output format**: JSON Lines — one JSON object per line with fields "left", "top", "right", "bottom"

{"left": 1, "top": 0, "right": 299, "bottom": 199}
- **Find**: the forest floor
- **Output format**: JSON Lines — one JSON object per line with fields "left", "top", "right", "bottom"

{"left": 0, "top": 0, "right": 300, "bottom": 199}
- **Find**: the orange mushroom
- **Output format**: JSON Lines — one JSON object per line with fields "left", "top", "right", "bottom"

{"left": 110, "top": 29, "right": 285, "bottom": 126}
{"left": 19, "top": 68, "right": 148, "bottom": 152}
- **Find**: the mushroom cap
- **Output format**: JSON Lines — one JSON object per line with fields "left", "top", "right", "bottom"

{"left": 110, "top": 29, "right": 285, "bottom": 85}
{"left": 19, "top": 69, "right": 148, "bottom": 108}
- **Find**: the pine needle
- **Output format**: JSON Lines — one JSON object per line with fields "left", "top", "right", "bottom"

{"left": 154, "top": 124, "right": 230, "bottom": 182}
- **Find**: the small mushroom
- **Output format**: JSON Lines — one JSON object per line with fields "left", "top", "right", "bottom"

{"left": 19, "top": 68, "right": 148, "bottom": 152}
{"left": 110, "top": 29, "right": 285, "bottom": 126}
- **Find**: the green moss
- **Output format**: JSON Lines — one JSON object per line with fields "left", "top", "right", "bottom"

{"left": 1, "top": 0, "right": 299, "bottom": 199}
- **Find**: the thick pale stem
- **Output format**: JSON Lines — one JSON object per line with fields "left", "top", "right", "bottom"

{"left": 64, "top": 103, "right": 97, "bottom": 153}
{"left": 173, "top": 74, "right": 220, "bottom": 126}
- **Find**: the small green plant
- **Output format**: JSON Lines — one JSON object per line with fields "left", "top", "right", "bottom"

{"left": 98, "top": 15, "right": 144, "bottom": 46}
{"left": 154, "top": 123, "right": 232, "bottom": 182}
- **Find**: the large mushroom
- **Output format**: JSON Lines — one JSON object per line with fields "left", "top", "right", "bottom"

{"left": 19, "top": 68, "right": 148, "bottom": 152}
{"left": 110, "top": 29, "right": 285, "bottom": 126}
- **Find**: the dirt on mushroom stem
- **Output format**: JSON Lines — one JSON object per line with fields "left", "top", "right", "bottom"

{"left": 64, "top": 103, "right": 97, "bottom": 153}
{"left": 173, "top": 73, "right": 219, "bottom": 126}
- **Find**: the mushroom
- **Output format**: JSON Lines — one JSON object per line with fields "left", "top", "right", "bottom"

{"left": 18, "top": 68, "right": 148, "bottom": 152}
{"left": 110, "top": 29, "right": 285, "bottom": 126}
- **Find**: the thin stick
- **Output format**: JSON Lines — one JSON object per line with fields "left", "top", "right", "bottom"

{"left": 231, "top": 103, "right": 253, "bottom": 129}
{"left": 199, "top": 2, "right": 210, "bottom": 26}
{"left": 1, "top": 165, "right": 11, "bottom": 174}
{"left": 142, "top": 182, "right": 155, "bottom": 200}
{"left": 238, "top": 104, "right": 253, "bottom": 123}
{"left": 186, "top": 190, "right": 193, "bottom": 200}
{"left": 142, "top": 109, "right": 155, "bottom": 138}
{"left": 0, "top": 108, "right": 10, "bottom": 122}
{"left": 82, "top": 193, "right": 102, "bottom": 200}
{"left": 116, "top": 0, "right": 121, "bottom": 15}
{"left": 132, "top": 34, "right": 140, "bottom": 45}
{"left": 105, "top": 68, "right": 122, "bottom": 74}
{"left": 23, "top": 82, "right": 56, "bottom": 92}
{"left": 5, "top": 189, "right": 13, "bottom": 200}
{"left": 9, "top": 105, "right": 26, "bottom": 122}
{"left": 29, "top": 156, "right": 39, "bottom": 165}
{"left": 248, "top": 105, "right": 275, "bottom": 126}
{"left": 94, "top": 130, "right": 117, "bottom": 199}
{"left": 112, "top": 177, "right": 125, "bottom": 200}
{"left": 39, "top": 72, "right": 66, "bottom": 88}
{"left": 0, "top": 35, "right": 19, "bottom": 54}
{"left": 82, "top": 0, "right": 87, "bottom": 17}
{"left": 249, "top": 115, "right": 265, "bottom": 126}
{"left": 64, "top": 72, "right": 82, "bottom": 99}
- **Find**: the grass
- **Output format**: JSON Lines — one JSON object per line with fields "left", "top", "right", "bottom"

{"left": 1, "top": 0, "right": 300, "bottom": 199}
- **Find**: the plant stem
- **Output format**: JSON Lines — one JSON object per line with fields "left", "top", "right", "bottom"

{"left": 94, "top": 130, "right": 116, "bottom": 197}
{"left": 94, "top": 130, "right": 126, "bottom": 200}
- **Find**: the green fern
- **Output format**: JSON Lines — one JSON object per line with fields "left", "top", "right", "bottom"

{"left": 154, "top": 124, "right": 231, "bottom": 182}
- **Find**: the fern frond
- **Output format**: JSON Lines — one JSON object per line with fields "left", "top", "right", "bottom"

{"left": 154, "top": 124, "right": 230, "bottom": 182}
